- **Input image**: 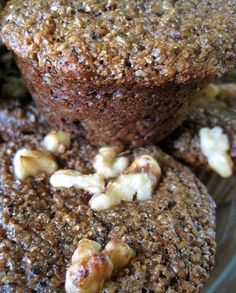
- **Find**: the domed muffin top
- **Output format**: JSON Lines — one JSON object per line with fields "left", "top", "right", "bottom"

{"left": 1, "top": 0, "right": 235, "bottom": 85}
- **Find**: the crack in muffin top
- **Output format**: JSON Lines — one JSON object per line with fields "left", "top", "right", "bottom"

{"left": 1, "top": 0, "right": 235, "bottom": 85}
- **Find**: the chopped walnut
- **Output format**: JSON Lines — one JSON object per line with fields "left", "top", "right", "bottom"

{"left": 93, "top": 147, "right": 129, "bottom": 179}
{"left": 103, "top": 239, "right": 135, "bottom": 271}
{"left": 127, "top": 154, "right": 161, "bottom": 179}
{"left": 66, "top": 239, "right": 134, "bottom": 293}
{"left": 71, "top": 239, "right": 102, "bottom": 264}
{"left": 205, "top": 83, "right": 220, "bottom": 101}
{"left": 199, "top": 126, "right": 233, "bottom": 177}
{"left": 197, "top": 83, "right": 221, "bottom": 108}
{"left": 13, "top": 148, "right": 58, "bottom": 180}
{"left": 66, "top": 239, "right": 112, "bottom": 293}
{"left": 42, "top": 130, "right": 71, "bottom": 153}
{"left": 89, "top": 155, "right": 161, "bottom": 211}
{"left": 65, "top": 253, "right": 113, "bottom": 293}
{"left": 50, "top": 170, "right": 105, "bottom": 193}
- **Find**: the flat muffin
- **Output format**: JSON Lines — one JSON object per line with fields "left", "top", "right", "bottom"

{"left": 163, "top": 83, "right": 236, "bottom": 177}
{"left": 0, "top": 132, "right": 216, "bottom": 292}
{"left": 1, "top": 1, "right": 235, "bottom": 147}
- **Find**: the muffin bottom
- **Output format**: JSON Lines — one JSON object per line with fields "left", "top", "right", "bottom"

{"left": 17, "top": 57, "right": 204, "bottom": 148}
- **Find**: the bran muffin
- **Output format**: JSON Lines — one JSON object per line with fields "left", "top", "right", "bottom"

{"left": 1, "top": 1, "right": 235, "bottom": 147}
{"left": 0, "top": 133, "right": 216, "bottom": 292}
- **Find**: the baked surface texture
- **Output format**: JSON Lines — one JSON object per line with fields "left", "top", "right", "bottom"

{"left": 1, "top": 0, "right": 235, "bottom": 82}
{"left": 0, "top": 136, "right": 215, "bottom": 291}
{"left": 163, "top": 83, "right": 236, "bottom": 172}
{"left": 1, "top": 1, "right": 235, "bottom": 146}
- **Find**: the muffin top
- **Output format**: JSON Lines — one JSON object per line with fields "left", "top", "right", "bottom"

{"left": 0, "top": 135, "right": 215, "bottom": 292}
{"left": 1, "top": 0, "right": 235, "bottom": 85}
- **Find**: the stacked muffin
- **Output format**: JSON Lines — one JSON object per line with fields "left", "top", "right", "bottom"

{"left": 1, "top": 0, "right": 235, "bottom": 147}
{"left": 0, "top": 1, "right": 235, "bottom": 292}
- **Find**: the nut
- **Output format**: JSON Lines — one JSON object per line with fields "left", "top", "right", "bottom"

{"left": 217, "top": 83, "right": 236, "bottom": 102}
{"left": 13, "top": 148, "right": 58, "bottom": 180}
{"left": 89, "top": 155, "right": 161, "bottom": 211}
{"left": 65, "top": 239, "right": 113, "bottom": 293}
{"left": 42, "top": 130, "right": 71, "bottom": 153}
{"left": 89, "top": 173, "right": 155, "bottom": 211}
{"left": 50, "top": 170, "right": 105, "bottom": 193}
{"left": 103, "top": 240, "right": 135, "bottom": 271}
{"left": 199, "top": 126, "right": 233, "bottom": 177}
{"left": 65, "top": 253, "right": 113, "bottom": 293}
{"left": 93, "top": 147, "right": 129, "bottom": 179}
{"left": 66, "top": 239, "right": 135, "bottom": 293}
{"left": 205, "top": 83, "right": 220, "bottom": 101}
{"left": 197, "top": 83, "right": 221, "bottom": 108}
{"left": 127, "top": 155, "right": 161, "bottom": 180}
{"left": 72, "top": 239, "right": 102, "bottom": 264}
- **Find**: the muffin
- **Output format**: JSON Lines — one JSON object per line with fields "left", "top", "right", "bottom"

{"left": 1, "top": 1, "right": 235, "bottom": 147}
{"left": 0, "top": 131, "right": 216, "bottom": 291}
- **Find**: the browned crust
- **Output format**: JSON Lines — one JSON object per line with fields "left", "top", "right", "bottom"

{"left": 1, "top": 1, "right": 235, "bottom": 85}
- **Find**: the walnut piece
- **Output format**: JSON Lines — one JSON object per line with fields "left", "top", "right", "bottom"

{"left": 42, "top": 130, "right": 71, "bottom": 153}
{"left": 50, "top": 170, "right": 105, "bottom": 193}
{"left": 72, "top": 239, "right": 102, "bottom": 264}
{"left": 89, "top": 155, "right": 161, "bottom": 211}
{"left": 65, "top": 253, "right": 113, "bottom": 293}
{"left": 103, "top": 239, "right": 135, "bottom": 271}
{"left": 66, "top": 239, "right": 134, "bottom": 293}
{"left": 66, "top": 239, "right": 112, "bottom": 293}
{"left": 93, "top": 147, "right": 129, "bottom": 179}
{"left": 199, "top": 126, "right": 233, "bottom": 177}
{"left": 13, "top": 148, "right": 58, "bottom": 180}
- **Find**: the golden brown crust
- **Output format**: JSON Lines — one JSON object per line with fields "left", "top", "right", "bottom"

{"left": 1, "top": 0, "right": 235, "bottom": 84}
{"left": 2, "top": 1, "right": 235, "bottom": 146}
